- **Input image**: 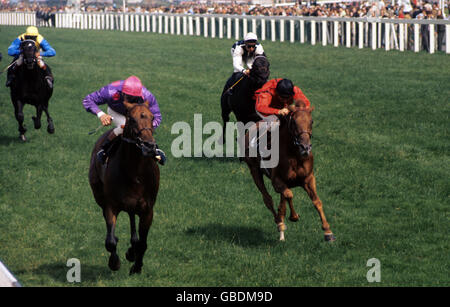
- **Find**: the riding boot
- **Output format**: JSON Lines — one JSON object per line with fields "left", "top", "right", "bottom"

{"left": 38, "top": 58, "right": 54, "bottom": 89}
{"left": 97, "top": 131, "right": 118, "bottom": 164}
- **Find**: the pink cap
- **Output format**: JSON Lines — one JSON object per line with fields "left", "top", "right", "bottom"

{"left": 122, "top": 76, "right": 143, "bottom": 97}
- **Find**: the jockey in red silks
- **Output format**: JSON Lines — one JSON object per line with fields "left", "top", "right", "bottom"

{"left": 83, "top": 75, "right": 165, "bottom": 165}
{"left": 250, "top": 78, "right": 311, "bottom": 147}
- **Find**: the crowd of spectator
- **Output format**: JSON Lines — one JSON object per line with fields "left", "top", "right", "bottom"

{"left": 0, "top": 1, "right": 448, "bottom": 20}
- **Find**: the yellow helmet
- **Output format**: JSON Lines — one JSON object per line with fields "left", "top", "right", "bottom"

{"left": 25, "top": 26, "right": 39, "bottom": 36}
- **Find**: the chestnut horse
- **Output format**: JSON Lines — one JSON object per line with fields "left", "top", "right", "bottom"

{"left": 89, "top": 101, "right": 160, "bottom": 275}
{"left": 243, "top": 101, "right": 335, "bottom": 242}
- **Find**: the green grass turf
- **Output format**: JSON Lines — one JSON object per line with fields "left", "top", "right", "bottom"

{"left": 0, "top": 26, "right": 449, "bottom": 286}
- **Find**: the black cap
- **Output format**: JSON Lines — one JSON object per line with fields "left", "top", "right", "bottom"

{"left": 276, "top": 79, "right": 295, "bottom": 98}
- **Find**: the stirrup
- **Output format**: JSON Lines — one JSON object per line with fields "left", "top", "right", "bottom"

{"left": 45, "top": 76, "right": 53, "bottom": 89}
{"left": 97, "top": 149, "right": 107, "bottom": 164}
{"left": 156, "top": 148, "right": 166, "bottom": 165}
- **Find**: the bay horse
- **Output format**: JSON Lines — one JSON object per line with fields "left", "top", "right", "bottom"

{"left": 89, "top": 101, "right": 160, "bottom": 275}
{"left": 220, "top": 56, "right": 270, "bottom": 143}
{"left": 243, "top": 101, "right": 336, "bottom": 242}
{"left": 9, "top": 39, "right": 54, "bottom": 141}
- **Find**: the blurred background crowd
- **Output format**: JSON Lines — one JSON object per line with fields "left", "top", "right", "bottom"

{"left": 0, "top": 0, "right": 448, "bottom": 20}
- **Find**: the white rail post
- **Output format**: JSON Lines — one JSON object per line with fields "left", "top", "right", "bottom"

{"left": 195, "top": 16, "right": 200, "bottom": 36}
{"left": 300, "top": 19, "right": 305, "bottom": 43}
{"left": 243, "top": 17, "right": 248, "bottom": 37}
{"left": 211, "top": 16, "right": 216, "bottom": 38}
{"left": 252, "top": 18, "right": 257, "bottom": 34}
{"left": 261, "top": 18, "right": 266, "bottom": 41}
{"left": 152, "top": 15, "right": 157, "bottom": 32}
{"left": 183, "top": 16, "right": 187, "bottom": 35}
{"left": 219, "top": 17, "right": 224, "bottom": 39}
{"left": 378, "top": 21, "right": 382, "bottom": 48}
{"left": 414, "top": 23, "right": 419, "bottom": 52}
{"left": 271, "top": 19, "right": 276, "bottom": 42}
{"left": 311, "top": 20, "right": 316, "bottom": 45}
{"left": 372, "top": 22, "right": 377, "bottom": 50}
{"left": 385, "top": 21, "right": 390, "bottom": 51}
{"left": 227, "top": 17, "right": 232, "bottom": 39}
{"left": 176, "top": 15, "right": 180, "bottom": 35}
{"left": 130, "top": 13, "right": 134, "bottom": 31}
{"left": 164, "top": 15, "right": 168, "bottom": 34}
{"left": 280, "top": 18, "right": 285, "bottom": 42}
{"left": 146, "top": 15, "right": 150, "bottom": 32}
{"left": 429, "top": 24, "right": 435, "bottom": 54}
{"left": 170, "top": 15, "right": 174, "bottom": 34}
{"left": 141, "top": 15, "right": 145, "bottom": 32}
{"left": 358, "top": 21, "right": 364, "bottom": 49}
{"left": 204, "top": 16, "right": 208, "bottom": 37}
{"left": 446, "top": 25, "right": 450, "bottom": 54}
{"left": 322, "top": 20, "right": 327, "bottom": 46}
{"left": 188, "top": 16, "right": 193, "bottom": 35}
{"left": 334, "top": 21, "right": 339, "bottom": 47}
{"left": 158, "top": 15, "right": 162, "bottom": 33}
{"left": 399, "top": 21, "right": 404, "bottom": 51}
{"left": 346, "top": 21, "right": 351, "bottom": 48}
{"left": 290, "top": 19, "right": 295, "bottom": 43}
{"left": 235, "top": 18, "right": 239, "bottom": 40}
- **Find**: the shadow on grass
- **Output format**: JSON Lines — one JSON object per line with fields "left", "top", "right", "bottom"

{"left": 0, "top": 134, "right": 21, "bottom": 146}
{"left": 185, "top": 223, "right": 275, "bottom": 247}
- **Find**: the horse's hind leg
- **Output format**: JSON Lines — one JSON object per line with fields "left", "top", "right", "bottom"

{"left": 125, "top": 212, "right": 139, "bottom": 263}
{"left": 303, "top": 174, "right": 336, "bottom": 242}
{"left": 103, "top": 207, "right": 121, "bottom": 271}
{"left": 13, "top": 100, "right": 27, "bottom": 141}
{"left": 42, "top": 104, "right": 54, "bottom": 134}
{"left": 246, "top": 163, "right": 277, "bottom": 222}
{"left": 130, "top": 207, "right": 154, "bottom": 275}
{"left": 32, "top": 105, "right": 42, "bottom": 129}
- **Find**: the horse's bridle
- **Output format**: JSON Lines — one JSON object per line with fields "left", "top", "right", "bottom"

{"left": 121, "top": 105, "right": 158, "bottom": 156}
{"left": 287, "top": 112, "right": 312, "bottom": 148}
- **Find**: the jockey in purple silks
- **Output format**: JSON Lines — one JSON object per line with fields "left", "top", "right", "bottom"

{"left": 83, "top": 75, "right": 166, "bottom": 165}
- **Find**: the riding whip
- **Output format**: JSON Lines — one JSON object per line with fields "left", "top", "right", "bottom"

{"left": 224, "top": 75, "right": 246, "bottom": 94}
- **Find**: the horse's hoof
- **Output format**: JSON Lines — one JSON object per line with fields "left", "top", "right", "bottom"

{"left": 289, "top": 214, "right": 299, "bottom": 222}
{"left": 126, "top": 249, "right": 136, "bottom": 262}
{"left": 19, "top": 135, "right": 26, "bottom": 142}
{"left": 129, "top": 264, "right": 142, "bottom": 275}
{"left": 324, "top": 233, "right": 336, "bottom": 242}
{"left": 32, "top": 116, "right": 41, "bottom": 129}
{"left": 108, "top": 254, "right": 121, "bottom": 271}
{"left": 47, "top": 125, "right": 55, "bottom": 134}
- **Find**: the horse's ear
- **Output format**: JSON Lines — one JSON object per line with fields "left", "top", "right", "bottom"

{"left": 143, "top": 100, "right": 149, "bottom": 108}
{"left": 123, "top": 100, "right": 134, "bottom": 110}
{"left": 294, "top": 99, "right": 308, "bottom": 110}
{"left": 288, "top": 104, "right": 296, "bottom": 113}
{"left": 310, "top": 105, "right": 315, "bottom": 112}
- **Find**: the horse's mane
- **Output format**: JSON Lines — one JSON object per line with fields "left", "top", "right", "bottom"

{"left": 250, "top": 56, "right": 270, "bottom": 88}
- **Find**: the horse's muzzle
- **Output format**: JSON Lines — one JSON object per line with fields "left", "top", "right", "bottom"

{"left": 140, "top": 141, "right": 158, "bottom": 157}
{"left": 299, "top": 143, "right": 312, "bottom": 156}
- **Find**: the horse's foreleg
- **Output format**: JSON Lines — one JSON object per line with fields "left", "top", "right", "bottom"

{"left": 103, "top": 207, "right": 121, "bottom": 271}
{"left": 130, "top": 207, "right": 154, "bottom": 275}
{"left": 126, "top": 212, "right": 139, "bottom": 263}
{"left": 273, "top": 178, "right": 294, "bottom": 240}
{"left": 303, "top": 174, "right": 336, "bottom": 242}
{"left": 32, "top": 105, "right": 42, "bottom": 129}
{"left": 42, "top": 104, "right": 54, "bottom": 134}
{"left": 13, "top": 100, "right": 26, "bottom": 141}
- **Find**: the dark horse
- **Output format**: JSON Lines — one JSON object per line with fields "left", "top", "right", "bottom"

{"left": 89, "top": 101, "right": 160, "bottom": 275}
{"left": 9, "top": 39, "right": 54, "bottom": 141}
{"left": 220, "top": 56, "right": 270, "bottom": 142}
{"left": 243, "top": 101, "right": 336, "bottom": 242}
